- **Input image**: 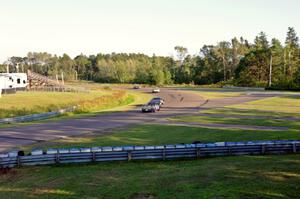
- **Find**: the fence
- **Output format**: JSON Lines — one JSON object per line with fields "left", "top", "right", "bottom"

{"left": 0, "top": 106, "right": 77, "bottom": 124}
{"left": 1, "top": 140, "right": 299, "bottom": 168}
{"left": 27, "top": 86, "right": 89, "bottom": 93}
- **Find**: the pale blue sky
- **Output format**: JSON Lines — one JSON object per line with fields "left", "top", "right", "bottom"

{"left": 0, "top": 0, "right": 299, "bottom": 62}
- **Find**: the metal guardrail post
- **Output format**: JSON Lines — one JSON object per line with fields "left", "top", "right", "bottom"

{"left": 228, "top": 146, "right": 232, "bottom": 155}
{"left": 92, "top": 152, "right": 96, "bottom": 162}
{"left": 55, "top": 153, "right": 60, "bottom": 164}
{"left": 127, "top": 151, "right": 132, "bottom": 161}
{"left": 196, "top": 148, "right": 201, "bottom": 158}
{"left": 162, "top": 147, "right": 166, "bottom": 161}
{"left": 293, "top": 143, "right": 297, "bottom": 153}
{"left": 261, "top": 145, "right": 266, "bottom": 155}
{"left": 17, "top": 156, "right": 21, "bottom": 167}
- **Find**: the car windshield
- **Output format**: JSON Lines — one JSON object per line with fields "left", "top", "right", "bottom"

{"left": 148, "top": 102, "right": 158, "bottom": 105}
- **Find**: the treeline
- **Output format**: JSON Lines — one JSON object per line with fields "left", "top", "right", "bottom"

{"left": 1, "top": 27, "right": 299, "bottom": 89}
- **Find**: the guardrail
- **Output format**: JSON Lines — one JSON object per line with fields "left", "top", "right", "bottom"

{"left": 222, "top": 85, "right": 265, "bottom": 91}
{"left": 0, "top": 106, "right": 77, "bottom": 124}
{"left": 27, "top": 86, "right": 89, "bottom": 93}
{"left": 1, "top": 140, "right": 299, "bottom": 168}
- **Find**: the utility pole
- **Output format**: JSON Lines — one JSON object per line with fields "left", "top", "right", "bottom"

{"left": 16, "top": 63, "right": 19, "bottom": 73}
{"left": 61, "top": 72, "right": 64, "bottom": 85}
{"left": 269, "top": 55, "right": 273, "bottom": 87}
{"left": 75, "top": 71, "right": 78, "bottom": 81}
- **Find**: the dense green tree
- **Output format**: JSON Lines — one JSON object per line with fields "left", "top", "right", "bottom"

{"left": 174, "top": 46, "right": 188, "bottom": 63}
{"left": 254, "top": 32, "right": 269, "bottom": 50}
{"left": 269, "top": 38, "right": 284, "bottom": 86}
{"left": 214, "top": 41, "right": 231, "bottom": 81}
{"left": 2, "top": 27, "right": 299, "bottom": 89}
{"left": 285, "top": 27, "right": 299, "bottom": 77}
{"left": 74, "top": 54, "right": 92, "bottom": 80}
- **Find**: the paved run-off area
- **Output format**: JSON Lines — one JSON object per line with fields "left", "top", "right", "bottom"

{"left": 0, "top": 88, "right": 284, "bottom": 152}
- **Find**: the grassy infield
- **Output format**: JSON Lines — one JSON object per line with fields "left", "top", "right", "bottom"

{"left": 0, "top": 88, "right": 150, "bottom": 119}
{"left": 0, "top": 88, "right": 300, "bottom": 198}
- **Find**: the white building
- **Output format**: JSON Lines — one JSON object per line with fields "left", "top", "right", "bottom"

{"left": 0, "top": 73, "right": 28, "bottom": 94}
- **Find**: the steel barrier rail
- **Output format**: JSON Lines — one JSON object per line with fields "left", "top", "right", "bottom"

{"left": 0, "top": 106, "right": 77, "bottom": 124}
{"left": 0, "top": 140, "right": 299, "bottom": 168}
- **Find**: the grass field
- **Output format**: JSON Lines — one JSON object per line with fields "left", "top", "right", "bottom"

{"left": 1, "top": 124, "right": 300, "bottom": 199}
{"left": 21, "top": 124, "right": 300, "bottom": 152}
{"left": 187, "top": 90, "right": 243, "bottom": 99}
{"left": 0, "top": 155, "right": 299, "bottom": 199}
{"left": 172, "top": 93, "right": 300, "bottom": 129}
{"left": 0, "top": 83, "right": 151, "bottom": 119}
{"left": 0, "top": 90, "right": 131, "bottom": 118}
{"left": 230, "top": 95, "right": 300, "bottom": 113}
{"left": 1, "top": 89, "right": 300, "bottom": 198}
{"left": 0, "top": 91, "right": 104, "bottom": 118}
{"left": 171, "top": 115, "right": 297, "bottom": 128}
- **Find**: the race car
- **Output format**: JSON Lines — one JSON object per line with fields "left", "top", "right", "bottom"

{"left": 141, "top": 102, "right": 160, "bottom": 112}
{"left": 150, "top": 97, "right": 165, "bottom": 106}
{"left": 152, "top": 88, "right": 160, "bottom": 93}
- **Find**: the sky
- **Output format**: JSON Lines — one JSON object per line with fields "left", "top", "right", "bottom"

{"left": 0, "top": 0, "right": 300, "bottom": 62}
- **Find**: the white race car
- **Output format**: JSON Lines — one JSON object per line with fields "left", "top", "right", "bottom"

{"left": 152, "top": 88, "right": 160, "bottom": 93}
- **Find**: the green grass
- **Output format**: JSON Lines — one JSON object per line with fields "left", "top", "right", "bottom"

{"left": 0, "top": 89, "right": 151, "bottom": 120}
{"left": 22, "top": 124, "right": 300, "bottom": 153}
{"left": 2, "top": 124, "right": 300, "bottom": 199}
{"left": 201, "top": 107, "right": 300, "bottom": 118}
{"left": 0, "top": 91, "right": 106, "bottom": 118}
{"left": 2, "top": 89, "right": 300, "bottom": 198}
{"left": 170, "top": 115, "right": 300, "bottom": 130}
{"left": 196, "top": 91, "right": 242, "bottom": 99}
{"left": 169, "top": 95, "right": 300, "bottom": 131}
{"left": 175, "top": 87, "right": 244, "bottom": 99}
{"left": 230, "top": 95, "right": 300, "bottom": 113}
{"left": 187, "top": 90, "right": 243, "bottom": 99}
{"left": 0, "top": 155, "right": 299, "bottom": 199}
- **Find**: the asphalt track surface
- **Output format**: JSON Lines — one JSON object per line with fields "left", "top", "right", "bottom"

{"left": 0, "top": 88, "right": 279, "bottom": 152}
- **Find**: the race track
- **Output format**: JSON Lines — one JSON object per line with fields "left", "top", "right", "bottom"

{"left": 0, "top": 88, "right": 275, "bottom": 152}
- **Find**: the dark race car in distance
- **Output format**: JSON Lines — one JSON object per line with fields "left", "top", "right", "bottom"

{"left": 133, "top": 84, "right": 141, "bottom": 89}
{"left": 150, "top": 97, "right": 165, "bottom": 106}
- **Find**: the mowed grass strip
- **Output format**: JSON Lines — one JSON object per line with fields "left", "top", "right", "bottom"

{"left": 0, "top": 91, "right": 104, "bottom": 118}
{"left": 171, "top": 95, "right": 300, "bottom": 130}
{"left": 22, "top": 124, "right": 300, "bottom": 152}
{"left": 201, "top": 107, "right": 300, "bottom": 118}
{"left": 0, "top": 155, "right": 299, "bottom": 199}
{"left": 0, "top": 90, "right": 138, "bottom": 119}
{"left": 230, "top": 95, "right": 300, "bottom": 113}
{"left": 195, "top": 91, "right": 243, "bottom": 99}
{"left": 170, "top": 115, "right": 300, "bottom": 130}
{"left": 181, "top": 89, "right": 243, "bottom": 99}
